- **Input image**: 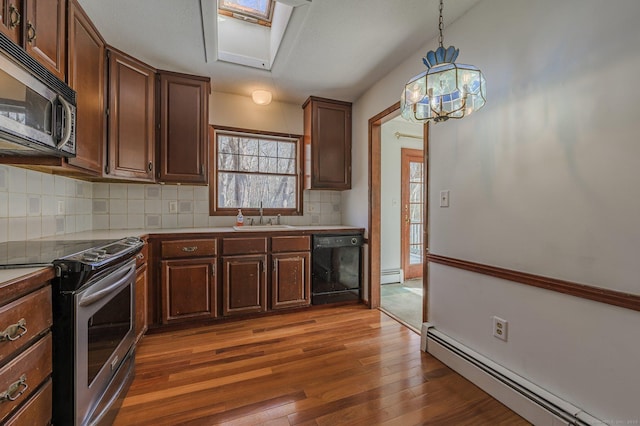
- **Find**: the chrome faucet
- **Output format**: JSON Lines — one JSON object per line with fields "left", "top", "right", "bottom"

{"left": 259, "top": 201, "right": 264, "bottom": 225}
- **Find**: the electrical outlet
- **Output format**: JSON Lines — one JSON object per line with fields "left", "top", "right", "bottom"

{"left": 439, "top": 190, "right": 450, "bottom": 207}
{"left": 57, "top": 200, "right": 65, "bottom": 215}
{"left": 169, "top": 201, "right": 178, "bottom": 214}
{"left": 493, "top": 316, "right": 508, "bottom": 341}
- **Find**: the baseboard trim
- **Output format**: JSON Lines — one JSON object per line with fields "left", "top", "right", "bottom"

{"left": 427, "top": 253, "right": 640, "bottom": 312}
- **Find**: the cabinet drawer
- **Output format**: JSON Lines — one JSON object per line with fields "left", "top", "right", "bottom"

{"left": 0, "top": 287, "right": 52, "bottom": 365}
{"left": 271, "top": 236, "right": 310, "bottom": 253}
{"left": 4, "top": 378, "right": 52, "bottom": 426}
{"left": 223, "top": 238, "right": 267, "bottom": 255}
{"left": 161, "top": 239, "right": 217, "bottom": 258}
{"left": 136, "top": 242, "right": 149, "bottom": 268}
{"left": 0, "top": 333, "right": 52, "bottom": 422}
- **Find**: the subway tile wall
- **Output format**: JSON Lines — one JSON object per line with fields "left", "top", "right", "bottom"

{"left": 0, "top": 165, "right": 93, "bottom": 243}
{"left": 0, "top": 165, "right": 342, "bottom": 242}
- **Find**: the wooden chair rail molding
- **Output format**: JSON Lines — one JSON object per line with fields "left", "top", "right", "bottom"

{"left": 427, "top": 253, "right": 640, "bottom": 312}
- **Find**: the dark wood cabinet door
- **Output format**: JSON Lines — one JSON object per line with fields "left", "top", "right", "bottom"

{"left": 222, "top": 255, "right": 266, "bottom": 316}
{"left": 271, "top": 251, "right": 310, "bottom": 310}
{"left": 66, "top": 0, "right": 104, "bottom": 175}
{"left": 158, "top": 71, "right": 209, "bottom": 184}
{"left": 161, "top": 258, "right": 217, "bottom": 324}
{"left": 107, "top": 49, "right": 155, "bottom": 181}
{"left": 135, "top": 264, "right": 148, "bottom": 343}
{"left": 0, "top": 0, "right": 21, "bottom": 44}
{"left": 303, "top": 97, "right": 352, "bottom": 190}
{"left": 24, "top": 0, "right": 65, "bottom": 81}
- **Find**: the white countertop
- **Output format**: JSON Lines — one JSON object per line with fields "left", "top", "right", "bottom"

{"left": 0, "top": 225, "right": 363, "bottom": 284}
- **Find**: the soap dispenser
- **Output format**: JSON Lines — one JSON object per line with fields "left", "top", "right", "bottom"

{"left": 236, "top": 209, "right": 244, "bottom": 226}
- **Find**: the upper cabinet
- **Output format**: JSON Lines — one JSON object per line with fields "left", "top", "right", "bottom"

{"left": 0, "top": 0, "right": 21, "bottom": 44}
{"left": 106, "top": 48, "right": 155, "bottom": 181}
{"left": 302, "top": 96, "right": 352, "bottom": 190}
{"left": 0, "top": 0, "right": 65, "bottom": 80}
{"left": 157, "top": 71, "right": 210, "bottom": 184}
{"left": 24, "top": 0, "right": 66, "bottom": 81}
{"left": 66, "top": 0, "right": 104, "bottom": 175}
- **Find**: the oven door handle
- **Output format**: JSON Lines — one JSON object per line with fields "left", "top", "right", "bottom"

{"left": 78, "top": 262, "right": 136, "bottom": 307}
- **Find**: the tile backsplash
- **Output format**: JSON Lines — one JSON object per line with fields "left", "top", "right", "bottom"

{"left": 0, "top": 165, "right": 342, "bottom": 242}
{"left": 0, "top": 165, "right": 93, "bottom": 243}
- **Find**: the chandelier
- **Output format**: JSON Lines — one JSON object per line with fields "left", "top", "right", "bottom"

{"left": 401, "top": 0, "right": 486, "bottom": 123}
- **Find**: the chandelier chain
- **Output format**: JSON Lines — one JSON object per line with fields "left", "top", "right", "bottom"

{"left": 438, "top": 0, "right": 444, "bottom": 48}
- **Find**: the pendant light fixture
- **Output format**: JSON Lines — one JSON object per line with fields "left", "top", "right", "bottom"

{"left": 401, "top": 0, "right": 486, "bottom": 123}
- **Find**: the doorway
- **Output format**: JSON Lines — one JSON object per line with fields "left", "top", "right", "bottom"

{"left": 368, "top": 103, "right": 429, "bottom": 332}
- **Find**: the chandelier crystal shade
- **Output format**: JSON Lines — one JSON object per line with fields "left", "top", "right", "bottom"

{"left": 401, "top": 0, "right": 486, "bottom": 123}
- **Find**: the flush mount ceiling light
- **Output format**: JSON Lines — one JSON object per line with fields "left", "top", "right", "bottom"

{"left": 252, "top": 89, "right": 272, "bottom": 105}
{"left": 401, "top": 0, "right": 486, "bottom": 123}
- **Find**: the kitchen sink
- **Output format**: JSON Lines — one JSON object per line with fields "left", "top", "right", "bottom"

{"left": 233, "top": 225, "right": 295, "bottom": 231}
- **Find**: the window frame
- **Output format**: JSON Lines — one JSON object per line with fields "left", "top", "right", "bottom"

{"left": 209, "top": 125, "right": 304, "bottom": 217}
{"left": 218, "top": 0, "right": 275, "bottom": 26}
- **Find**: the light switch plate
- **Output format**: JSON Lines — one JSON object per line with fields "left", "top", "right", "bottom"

{"left": 439, "top": 190, "right": 450, "bottom": 207}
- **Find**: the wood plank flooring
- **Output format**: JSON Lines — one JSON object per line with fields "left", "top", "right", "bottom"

{"left": 113, "top": 305, "right": 530, "bottom": 425}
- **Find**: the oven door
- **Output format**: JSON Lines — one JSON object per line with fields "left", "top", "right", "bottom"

{"left": 74, "top": 258, "right": 136, "bottom": 425}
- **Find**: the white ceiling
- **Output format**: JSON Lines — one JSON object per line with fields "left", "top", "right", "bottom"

{"left": 77, "top": 0, "right": 481, "bottom": 105}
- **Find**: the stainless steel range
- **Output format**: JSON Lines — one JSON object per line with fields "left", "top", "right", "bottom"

{"left": 51, "top": 237, "right": 143, "bottom": 426}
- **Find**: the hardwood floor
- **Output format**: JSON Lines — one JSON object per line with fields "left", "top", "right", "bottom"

{"left": 114, "top": 305, "right": 529, "bottom": 425}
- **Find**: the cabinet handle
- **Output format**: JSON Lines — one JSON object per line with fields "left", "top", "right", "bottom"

{"left": 26, "top": 21, "right": 36, "bottom": 43}
{"left": 182, "top": 246, "right": 198, "bottom": 252}
{"left": 211, "top": 263, "right": 216, "bottom": 275}
{"left": 273, "top": 259, "right": 277, "bottom": 269}
{"left": 8, "top": 5, "right": 20, "bottom": 28}
{"left": 147, "top": 162, "right": 153, "bottom": 172}
{"left": 0, "top": 374, "right": 28, "bottom": 402}
{"left": 137, "top": 253, "right": 145, "bottom": 261}
{"left": 0, "top": 318, "right": 27, "bottom": 342}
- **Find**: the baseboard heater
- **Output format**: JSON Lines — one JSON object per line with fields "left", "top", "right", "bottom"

{"left": 380, "top": 268, "right": 403, "bottom": 285}
{"left": 421, "top": 324, "right": 602, "bottom": 426}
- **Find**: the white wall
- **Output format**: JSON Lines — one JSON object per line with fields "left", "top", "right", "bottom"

{"left": 380, "top": 119, "right": 422, "bottom": 274}
{"left": 347, "top": 0, "right": 640, "bottom": 421}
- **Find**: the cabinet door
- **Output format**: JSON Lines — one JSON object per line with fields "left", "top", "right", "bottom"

{"left": 304, "top": 97, "right": 352, "bottom": 190}
{"left": 25, "top": 0, "right": 65, "bottom": 81}
{"left": 0, "top": 0, "right": 21, "bottom": 43}
{"left": 161, "top": 258, "right": 217, "bottom": 324}
{"left": 66, "top": 0, "right": 104, "bottom": 175}
{"left": 135, "top": 264, "right": 148, "bottom": 343}
{"left": 271, "top": 251, "right": 310, "bottom": 310}
{"left": 222, "top": 255, "right": 266, "bottom": 316}
{"left": 107, "top": 49, "right": 155, "bottom": 181}
{"left": 158, "top": 72, "right": 209, "bottom": 184}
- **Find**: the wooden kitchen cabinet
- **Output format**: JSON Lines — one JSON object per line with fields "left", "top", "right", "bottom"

{"left": 271, "top": 236, "right": 310, "bottom": 310}
{"left": 157, "top": 71, "right": 210, "bottom": 184}
{"left": 0, "top": 0, "right": 21, "bottom": 44}
{"left": 106, "top": 47, "right": 156, "bottom": 181}
{"left": 160, "top": 238, "right": 218, "bottom": 324}
{"left": 0, "top": 274, "right": 53, "bottom": 424}
{"left": 222, "top": 254, "right": 267, "bottom": 316}
{"left": 134, "top": 241, "right": 148, "bottom": 343}
{"left": 302, "top": 96, "right": 352, "bottom": 190}
{"left": 66, "top": 0, "right": 105, "bottom": 175}
{"left": 24, "top": 0, "right": 66, "bottom": 81}
{"left": 221, "top": 237, "right": 267, "bottom": 316}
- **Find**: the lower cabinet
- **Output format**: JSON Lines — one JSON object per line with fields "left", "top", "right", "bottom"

{"left": 222, "top": 254, "right": 267, "bottom": 316}
{"left": 271, "top": 252, "right": 311, "bottom": 310}
{"left": 161, "top": 258, "right": 217, "bottom": 324}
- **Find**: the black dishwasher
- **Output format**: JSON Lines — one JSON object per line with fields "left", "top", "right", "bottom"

{"left": 312, "top": 234, "right": 363, "bottom": 304}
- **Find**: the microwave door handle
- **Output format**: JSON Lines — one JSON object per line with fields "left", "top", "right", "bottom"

{"left": 56, "top": 96, "right": 73, "bottom": 150}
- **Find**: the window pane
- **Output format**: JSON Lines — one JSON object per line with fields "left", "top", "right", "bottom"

{"left": 258, "top": 157, "right": 278, "bottom": 173}
{"left": 278, "top": 158, "right": 295, "bottom": 174}
{"left": 410, "top": 162, "right": 423, "bottom": 180}
{"left": 278, "top": 142, "right": 295, "bottom": 159}
{"left": 259, "top": 140, "right": 278, "bottom": 157}
{"left": 220, "top": 0, "right": 273, "bottom": 21}
{"left": 218, "top": 152, "right": 237, "bottom": 171}
{"left": 239, "top": 154, "right": 258, "bottom": 172}
{"left": 239, "top": 138, "right": 259, "bottom": 156}
{"left": 218, "top": 173, "right": 295, "bottom": 209}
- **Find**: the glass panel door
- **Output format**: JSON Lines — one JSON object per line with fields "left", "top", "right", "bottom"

{"left": 401, "top": 148, "right": 424, "bottom": 280}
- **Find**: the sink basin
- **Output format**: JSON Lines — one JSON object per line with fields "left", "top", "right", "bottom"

{"left": 233, "top": 225, "right": 294, "bottom": 231}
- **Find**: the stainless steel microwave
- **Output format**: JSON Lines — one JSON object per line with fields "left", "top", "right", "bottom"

{"left": 0, "top": 32, "right": 76, "bottom": 157}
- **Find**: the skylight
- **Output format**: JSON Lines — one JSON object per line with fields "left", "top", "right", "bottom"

{"left": 219, "top": 0, "right": 274, "bottom": 25}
